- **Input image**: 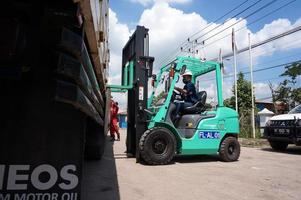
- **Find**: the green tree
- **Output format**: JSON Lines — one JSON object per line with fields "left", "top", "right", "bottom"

{"left": 291, "top": 88, "right": 301, "bottom": 104}
{"left": 224, "top": 72, "right": 254, "bottom": 138}
{"left": 270, "top": 62, "right": 301, "bottom": 106}
{"left": 224, "top": 72, "right": 252, "bottom": 113}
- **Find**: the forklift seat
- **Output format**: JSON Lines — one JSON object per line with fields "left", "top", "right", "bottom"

{"left": 183, "top": 91, "right": 207, "bottom": 114}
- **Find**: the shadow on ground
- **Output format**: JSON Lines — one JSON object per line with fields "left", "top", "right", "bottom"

{"left": 261, "top": 145, "right": 301, "bottom": 155}
{"left": 135, "top": 154, "right": 220, "bottom": 166}
{"left": 173, "top": 154, "right": 220, "bottom": 163}
{"left": 82, "top": 136, "right": 120, "bottom": 200}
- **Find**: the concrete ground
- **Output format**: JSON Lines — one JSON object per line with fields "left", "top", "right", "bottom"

{"left": 82, "top": 129, "right": 301, "bottom": 200}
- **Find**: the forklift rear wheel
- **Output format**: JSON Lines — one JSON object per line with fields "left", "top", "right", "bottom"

{"left": 219, "top": 136, "right": 240, "bottom": 162}
{"left": 139, "top": 127, "right": 176, "bottom": 165}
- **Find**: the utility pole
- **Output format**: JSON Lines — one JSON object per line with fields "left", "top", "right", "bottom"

{"left": 232, "top": 28, "right": 238, "bottom": 112}
{"left": 249, "top": 33, "right": 256, "bottom": 139}
{"left": 234, "top": 46, "right": 238, "bottom": 112}
{"left": 219, "top": 48, "right": 224, "bottom": 86}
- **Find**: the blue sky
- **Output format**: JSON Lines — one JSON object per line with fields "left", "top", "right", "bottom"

{"left": 109, "top": 0, "right": 301, "bottom": 108}
{"left": 111, "top": 0, "right": 301, "bottom": 31}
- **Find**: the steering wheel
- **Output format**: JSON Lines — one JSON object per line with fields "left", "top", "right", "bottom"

{"left": 172, "top": 89, "right": 182, "bottom": 101}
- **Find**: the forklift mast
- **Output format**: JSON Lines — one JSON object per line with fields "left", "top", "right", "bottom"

{"left": 121, "top": 26, "right": 154, "bottom": 161}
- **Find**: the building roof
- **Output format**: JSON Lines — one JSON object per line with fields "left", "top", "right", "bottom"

{"left": 255, "top": 100, "right": 273, "bottom": 104}
{"left": 258, "top": 108, "right": 274, "bottom": 115}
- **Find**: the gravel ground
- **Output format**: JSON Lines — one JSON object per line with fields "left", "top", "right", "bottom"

{"left": 82, "top": 129, "right": 301, "bottom": 200}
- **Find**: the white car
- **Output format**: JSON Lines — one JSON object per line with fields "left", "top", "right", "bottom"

{"left": 264, "top": 104, "right": 301, "bottom": 150}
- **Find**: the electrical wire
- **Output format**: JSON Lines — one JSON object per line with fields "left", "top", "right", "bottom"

{"left": 195, "top": 0, "right": 278, "bottom": 46}
{"left": 200, "top": 59, "right": 301, "bottom": 82}
{"left": 202, "top": 0, "right": 296, "bottom": 54}
{"left": 217, "top": 24, "right": 301, "bottom": 60}
{"left": 254, "top": 76, "right": 283, "bottom": 83}
{"left": 226, "top": 38, "right": 301, "bottom": 65}
{"left": 157, "top": 0, "right": 296, "bottom": 72}
{"left": 189, "top": 0, "right": 250, "bottom": 39}
{"left": 155, "top": 0, "right": 251, "bottom": 67}
{"left": 155, "top": 0, "right": 260, "bottom": 67}
{"left": 193, "top": 0, "right": 263, "bottom": 43}
{"left": 176, "top": 0, "right": 278, "bottom": 62}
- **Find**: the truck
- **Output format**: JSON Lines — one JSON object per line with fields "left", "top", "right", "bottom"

{"left": 0, "top": 0, "right": 109, "bottom": 198}
{"left": 264, "top": 104, "right": 301, "bottom": 150}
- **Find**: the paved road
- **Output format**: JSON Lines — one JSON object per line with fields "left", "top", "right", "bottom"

{"left": 82, "top": 129, "right": 301, "bottom": 200}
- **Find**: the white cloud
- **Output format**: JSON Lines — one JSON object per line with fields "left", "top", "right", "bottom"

{"left": 109, "top": 2, "right": 301, "bottom": 109}
{"left": 138, "top": 2, "right": 207, "bottom": 68}
{"left": 130, "top": 0, "right": 152, "bottom": 6}
{"left": 130, "top": 0, "right": 192, "bottom": 6}
{"left": 223, "top": 80, "right": 234, "bottom": 99}
{"left": 254, "top": 82, "right": 272, "bottom": 100}
{"left": 108, "top": 9, "right": 131, "bottom": 107}
{"left": 108, "top": 8, "right": 131, "bottom": 84}
{"left": 112, "top": 91, "right": 128, "bottom": 111}
{"left": 250, "top": 18, "right": 301, "bottom": 59}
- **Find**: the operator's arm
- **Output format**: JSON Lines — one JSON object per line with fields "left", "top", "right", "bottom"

{"left": 174, "top": 87, "right": 187, "bottom": 94}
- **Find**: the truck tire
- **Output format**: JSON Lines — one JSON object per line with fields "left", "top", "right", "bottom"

{"left": 85, "top": 118, "right": 105, "bottom": 160}
{"left": 219, "top": 136, "right": 240, "bottom": 162}
{"left": 139, "top": 127, "right": 176, "bottom": 165}
{"left": 269, "top": 141, "right": 288, "bottom": 151}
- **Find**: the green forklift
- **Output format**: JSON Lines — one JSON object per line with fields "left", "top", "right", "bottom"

{"left": 109, "top": 26, "right": 240, "bottom": 165}
{"left": 142, "top": 56, "right": 240, "bottom": 164}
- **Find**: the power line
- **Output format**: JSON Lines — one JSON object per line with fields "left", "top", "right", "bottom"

{"left": 195, "top": 0, "right": 278, "bottom": 45}
{"left": 192, "top": 0, "right": 262, "bottom": 43}
{"left": 155, "top": 0, "right": 262, "bottom": 67}
{"left": 203, "top": 0, "right": 296, "bottom": 54}
{"left": 254, "top": 76, "right": 283, "bottom": 83}
{"left": 216, "top": 24, "right": 301, "bottom": 60}
{"left": 226, "top": 48, "right": 301, "bottom": 73}
{"left": 172, "top": 0, "right": 266, "bottom": 62}
{"left": 227, "top": 36, "right": 301, "bottom": 64}
{"left": 200, "top": 59, "right": 301, "bottom": 82}
{"left": 182, "top": 0, "right": 279, "bottom": 56}
{"left": 157, "top": 0, "right": 296, "bottom": 71}
{"left": 155, "top": 0, "right": 251, "bottom": 67}
{"left": 188, "top": 0, "right": 250, "bottom": 39}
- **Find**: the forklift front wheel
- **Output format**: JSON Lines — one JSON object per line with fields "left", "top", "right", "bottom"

{"left": 219, "top": 136, "right": 240, "bottom": 162}
{"left": 139, "top": 127, "right": 176, "bottom": 165}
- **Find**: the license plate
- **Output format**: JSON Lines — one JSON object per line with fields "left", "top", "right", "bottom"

{"left": 274, "top": 128, "right": 290, "bottom": 134}
{"left": 199, "top": 131, "right": 220, "bottom": 139}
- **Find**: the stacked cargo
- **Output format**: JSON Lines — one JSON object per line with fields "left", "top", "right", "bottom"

{"left": 0, "top": 0, "right": 109, "bottom": 199}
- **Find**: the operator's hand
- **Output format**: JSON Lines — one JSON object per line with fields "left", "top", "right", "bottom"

{"left": 174, "top": 87, "right": 187, "bottom": 95}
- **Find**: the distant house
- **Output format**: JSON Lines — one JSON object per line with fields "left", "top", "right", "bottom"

{"left": 255, "top": 100, "right": 289, "bottom": 114}
{"left": 118, "top": 111, "right": 127, "bottom": 128}
{"left": 255, "top": 101, "right": 274, "bottom": 111}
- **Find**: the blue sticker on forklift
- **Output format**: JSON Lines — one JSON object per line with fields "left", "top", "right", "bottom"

{"left": 199, "top": 131, "right": 220, "bottom": 139}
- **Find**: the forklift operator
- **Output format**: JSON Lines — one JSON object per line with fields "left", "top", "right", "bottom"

{"left": 173, "top": 70, "right": 198, "bottom": 121}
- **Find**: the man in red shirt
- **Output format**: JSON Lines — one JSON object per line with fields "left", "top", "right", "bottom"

{"left": 110, "top": 100, "right": 120, "bottom": 141}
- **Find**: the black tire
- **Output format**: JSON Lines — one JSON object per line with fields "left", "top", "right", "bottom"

{"left": 85, "top": 118, "right": 105, "bottom": 160}
{"left": 269, "top": 141, "right": 288, "bottom": 151}
{"left": 139, "top": 127, "right": 177, "bottom": 165}
{"left": 219, "top": 136, "right": 240, "bottom": 162}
